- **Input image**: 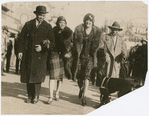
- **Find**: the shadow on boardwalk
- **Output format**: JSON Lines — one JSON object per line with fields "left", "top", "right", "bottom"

{"left": 1, "top": 81, "right": 98, "bottom": 109}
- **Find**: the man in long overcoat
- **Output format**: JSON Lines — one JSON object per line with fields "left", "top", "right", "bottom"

{"left": 103, "top": 21, "right": 127, "bottom": 78}
{"left": 18, "top": 6, "right": 55, "bottom": 104}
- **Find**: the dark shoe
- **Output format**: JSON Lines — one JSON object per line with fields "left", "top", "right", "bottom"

{"left": 81, "top": 96, "right": 87, "bottom": 106}
{"left": 73, "top": 78, "right": 77, "bottom": 82}
{"left": 15, "top": 71, "right": 18, "bottom": 74}
{"left": 134, "top": 84, "right": 142, "bottom": 88}
{"left": 1, "top": 73, "right": 5, "bottom": 76}
{"left": 94, "top": 103, "right": 104, "bottom": 108}
{"left": 33, "top": 96, "right": 39, "bottom": 104}
{"left": 25, "top": 97, "right": 32, "bottom": 103}
{"left": 68, "top": 77, "right": 72, "bottom": 80}
{"left": 6, "top": 70, "right": 9, "bottom": 73}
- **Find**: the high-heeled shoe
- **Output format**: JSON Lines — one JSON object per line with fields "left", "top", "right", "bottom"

{"left": 81, "top": 96, "right": 87, "bottom": 106}
{"left": 47, "top": 97, "right": 53, "bottom": 104}
{"left": 78, "top": 89, "right": 83, "bottom": 99}
{"left": 55, "top": 93, "right": 59, "bottom": 101}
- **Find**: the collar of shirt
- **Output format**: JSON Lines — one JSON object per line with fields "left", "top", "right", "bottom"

{"left": 112, "top": 35, "right": 117, "bottom": 46}
{"left": 36, "top": 19, "right": 43, "bottom": 27}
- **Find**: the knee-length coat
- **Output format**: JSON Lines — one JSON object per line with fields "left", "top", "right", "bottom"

{"left": 103, "top": 33, "right": 127, "bottom": 78}
{"left": 18, "top": 19, "right": 55, "bottom": 83}
{"left": 72, "top": 24, "right": 104, "bottom": 79}
{"left": 48, "top": 26, "right": 73, "bottom": 80}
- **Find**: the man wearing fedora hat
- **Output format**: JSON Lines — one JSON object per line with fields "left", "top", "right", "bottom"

{"left": 103, "top": 21, "right": 127, "bottom": 78}
{"left": 18, "top": 5, "right": 55, "bottom": 104}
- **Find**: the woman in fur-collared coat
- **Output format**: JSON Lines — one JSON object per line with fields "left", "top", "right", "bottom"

{"left": 47, "top": 16, "right": 73, "bottom": 104}
{"left": 73, "top": 13, "right": 104, "bottom": 106}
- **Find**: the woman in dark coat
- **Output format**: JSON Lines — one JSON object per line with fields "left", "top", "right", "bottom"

{"left": 18, "top": 6, "right": 55, "bottom": 104}
{"left": 47, "top": 16, "right": 73, "bottom": 104}
{"left": 73, "top": 13, "right": 104, "bottom": 106}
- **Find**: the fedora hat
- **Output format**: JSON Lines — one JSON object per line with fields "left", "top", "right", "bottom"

{"left": 140, "top": 38, "right": 148, "bottom": 43}
{"left": 2, "top": 26, "right": 8, "bottom": 32}
{"left": 33, "top": 5, "right": 48, "bottom": 14}
{"left": 108, "top": 21, "right": 123, "bottom": 31}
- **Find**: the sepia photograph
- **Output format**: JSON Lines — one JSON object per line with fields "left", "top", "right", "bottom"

{"left": 1, "top": 1, "right": 148, "bottom": 115}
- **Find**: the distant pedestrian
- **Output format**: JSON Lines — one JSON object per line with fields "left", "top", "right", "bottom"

{"left": 14, "top": 32, "right": 20, "bottom": 74}
{"left": 18, "top": 5, "right": 55, "bottom": 104}
{"left": 1, "top": 26, "right": 9, "bottom": 76}
{"left": 6, "top": 35, "right": 13, "bottom": 73}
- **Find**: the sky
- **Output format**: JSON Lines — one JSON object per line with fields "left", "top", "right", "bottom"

{"left": 3, "top": 1, "right": 147, "bottom": 30}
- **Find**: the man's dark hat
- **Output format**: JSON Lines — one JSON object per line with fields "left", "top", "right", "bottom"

{"left": 33, "top": 5, "right": 48, "bottom": 14}
{"left": 2, "top": 26, "right": 8, "bottom": 32}
{"left": 140, "top": 38, "right": 148, "bottom": 43}
{"left": 108, "top": 21, "right": 123, "bottom": 31}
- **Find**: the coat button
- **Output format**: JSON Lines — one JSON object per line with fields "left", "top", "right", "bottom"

{"left": 39, "top": 57, "right": 41, "bottom": 60}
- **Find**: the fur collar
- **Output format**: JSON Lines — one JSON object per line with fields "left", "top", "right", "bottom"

{"left": 53, "top": 26, "right": 73, "bottom": 39}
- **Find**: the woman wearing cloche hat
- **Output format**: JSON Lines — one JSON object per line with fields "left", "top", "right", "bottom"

{"left": 72, "top": 13, "right": 104, "bottom": 106}
{"left": 47, "top": 16, "right": 73, "bottom": 104}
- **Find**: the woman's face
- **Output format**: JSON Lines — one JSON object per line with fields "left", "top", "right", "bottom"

{"left": 85, "top": 20, "right": 93, "bottom": 28}
{"left": 59, "top": 21, "right": 66, "bottom": 30}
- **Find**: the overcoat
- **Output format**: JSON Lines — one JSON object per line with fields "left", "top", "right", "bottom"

{"left": 72, "top": 24, "right": 104, "bottom": 79}
{"left": 103, "top": 33, "right": 127, "bottom": 78}
{"left": 18, "top": 19, "right": 55, "bottom": 83}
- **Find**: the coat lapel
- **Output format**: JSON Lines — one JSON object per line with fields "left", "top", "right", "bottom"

{"left": 114, "top": 35, "right": 122, "bottom": 56}
{"left": 106, "top": 35, "right": 114, "bottom": 57}
{"left": 32, "top": 19, "right": 36, "bottom": 33}
{"left": 34, "top": 20, "right": 47, "bottom": 34}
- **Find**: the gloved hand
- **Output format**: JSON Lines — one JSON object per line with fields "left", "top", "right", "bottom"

{"left": 42, "top": 40, "right": 50, "bottom": 48}
{"left": 34, "top": 45, "right": 42, "bottom": 52}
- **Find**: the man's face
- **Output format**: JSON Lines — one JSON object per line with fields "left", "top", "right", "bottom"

{"left": 59, "top": 21, "right": 66, "bottom": 30}
{"left": 111, "top": 29, "right": 119, "bottom": 36}
{"left": 142, "top": 41, "right": 147, "bottom": 45}
{"left": 15, "top": 34, "right": 18, "bottom": 39}
{"left": 36, "top": 13, "right": 46, "bottom": 23}
{"left": 3, "top": 30, "right": 8, "bottom": 35}
{"left": 85, "top": 20, "right": 93, "bottom": 28}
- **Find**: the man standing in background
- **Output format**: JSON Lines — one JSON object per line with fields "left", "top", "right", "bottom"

{"left": 6, "top": 33, "right": 13, "bottom": 73}
{"left": 1, "top": 26, "right": 9, "bottom": 76}
{"left": 103, "top": 21, "right": 127, "bottom": 78}
{"left": 14, "top": 32, "right": 20, "bottom": 74}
